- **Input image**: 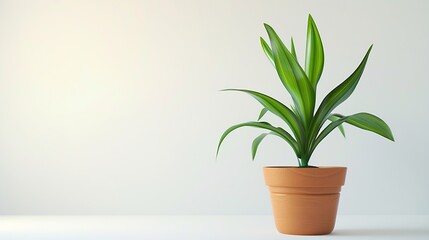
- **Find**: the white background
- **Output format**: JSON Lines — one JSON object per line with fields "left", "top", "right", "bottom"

{"left": 0, "top": 0, "right": 427, "bottom": 215}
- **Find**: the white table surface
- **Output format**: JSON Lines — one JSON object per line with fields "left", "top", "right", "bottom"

{"left": 0, "top": 215, "right": 428, "bottom": 239}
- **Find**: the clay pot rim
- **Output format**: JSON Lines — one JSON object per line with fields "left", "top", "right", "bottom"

{"left": 264, "top": 166, "right": 347, "bottom": 187}
{"left": 264, "top": 166, "right": 346, "bottom": 169}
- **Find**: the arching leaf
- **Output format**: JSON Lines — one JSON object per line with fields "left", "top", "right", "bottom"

{"left": 217, "top": 121, "right": 300, "bottom": 158}
{"left": 222, "top": 89, "right": 304, "bottom": 146}
{"left": 311, "top": 112, "right": 394, "bottom": 154}
{"left": 332, "top": 113, "right": 394, "bottom": 141}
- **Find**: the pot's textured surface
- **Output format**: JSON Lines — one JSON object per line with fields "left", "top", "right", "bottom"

{"left": 264, "top": 167, "right": 347, "bottom": 235}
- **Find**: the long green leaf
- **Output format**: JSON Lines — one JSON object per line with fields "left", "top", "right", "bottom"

{"left": 328, "top": 114, "right": 346, "bottom": 137}
{"left": 222, "top": 89, "right": 304, "bottom": 147}
{"left": 252, "top": 133, "right": 269, "bottom": 160}
{"left": 332, "top": 113, "right": 394, "bottom": 141}
{"left": 216, "top": 121, "right": 300, "bottom": 158}
{"left": 305, "top": 14, "right": 324, "bottom": 88}
{"left": 260, "top": 37, "right": 274, "bottom": 66}
{"left": 311, "top": 112, "right": 394, "bottom": 154}
{"left": 264, "top": 23, "right": 315, "bottom": 128}
{"left": 308, "top": 45, "right": 373, "bottom": 149}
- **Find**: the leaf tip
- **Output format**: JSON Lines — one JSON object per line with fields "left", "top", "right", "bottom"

{"left": 367, "top": 44, "right": 373, "bottom": 54}
{"left": 308, "top": 14, "right": 315, "bottom": 24}
{"left": 263, "top": 23, "right": 273, "bottom": 32}
{"left": 260, "top": 37, "right": 268, "bottom": 46}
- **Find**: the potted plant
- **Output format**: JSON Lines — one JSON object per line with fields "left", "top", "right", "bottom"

{"left": 216, "top": 15, "right": 394, "bottom": 235}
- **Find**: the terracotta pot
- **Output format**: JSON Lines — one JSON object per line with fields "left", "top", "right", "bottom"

{"left": 263, "top": 166, "right": 347, "bottom": 235}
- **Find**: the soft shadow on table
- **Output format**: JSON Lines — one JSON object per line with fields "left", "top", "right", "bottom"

{"left": 332, "top": 228, "right": 429, "bottom": 237}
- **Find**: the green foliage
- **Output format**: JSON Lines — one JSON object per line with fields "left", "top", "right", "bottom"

{"left": 217, "top": 15, "right": 394, "bottom": 167}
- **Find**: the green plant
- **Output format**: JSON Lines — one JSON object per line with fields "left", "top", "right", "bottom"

{"left": 216, "top": 15, "right": 394, "bottom": 167}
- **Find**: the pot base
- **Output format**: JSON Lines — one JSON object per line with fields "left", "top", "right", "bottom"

{"left": 271, "top": 192, "right": 339, "bottom": 235}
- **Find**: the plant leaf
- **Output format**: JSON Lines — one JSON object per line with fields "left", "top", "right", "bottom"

{"left": 252, "top": 133, "right": 269, "bottom": 160}
{"left": 332, "top": 113, "right": 394, "bottom": 141}
{"left": 328, "top": 114, "right": 346, "bottom": 137}
{"left": 305, "top": 14, "right": 324, "bottom": 88}
{"left": 291, "top": 37, "right": 297, "bottom": 60}
{"left": 216, "top": 121, "right": 300, "bottom": 158}
{"left": 308, "top": 45, "right": 373, "bottom": 149}
{"left": 264, "top": 23, "right": 315, "bottom": 128}
{"left": 258, "top": 108, "right": 268, "bottom": 121}
{"left": 260, "top": 37, "right": 274, "bottom": 66}
{"left": 222, "top": 89, "right": 304, "bottom": 147}
{"left": 311, "top": 112, "right": 394, "bottom": 154}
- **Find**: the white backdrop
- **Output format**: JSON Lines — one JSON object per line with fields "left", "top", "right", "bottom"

{"left": 0, "top": 0, "right": 428, "bottom": 215}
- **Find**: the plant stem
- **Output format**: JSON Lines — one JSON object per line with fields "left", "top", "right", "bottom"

{"left": 297, "top": 157, "right": 309, "bottom": 167}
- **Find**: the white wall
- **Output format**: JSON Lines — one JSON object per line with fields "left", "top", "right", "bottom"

{"left": 0, "top": 0, "right": 428, "bottom": 215}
